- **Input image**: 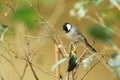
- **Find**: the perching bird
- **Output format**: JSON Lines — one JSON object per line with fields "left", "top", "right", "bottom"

{"left": 62, "top": 23, "right": 96, "bottom": 53}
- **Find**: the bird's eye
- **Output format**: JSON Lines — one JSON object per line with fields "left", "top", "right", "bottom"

{"left": 66, "top": 24, "right": 71, "bottom": 31}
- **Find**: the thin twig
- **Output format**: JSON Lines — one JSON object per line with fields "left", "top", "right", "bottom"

{"left": 24, "top": 32, "right": 39, "bottom": 80}
{"left": 26, "top": 56, "right": 39, "bottom": 80}
{"left": 51, "top": 36, "right": 68, "bottom": 58}
{"left": 55, "top": 41, "right": 60, "bottom": 80}
{"left": 23, "top": 35, "right": 50, "bottom": 39}
{"left": 57, "top": 36, "right": 68, "bottom": 57}
{"left": 25, "top": 0, "right": 68, "bottom": 58}
{"left": 21, "top": 61, "right": 28, "bottom": 80}
{"left": 31, "top": 50, "right": 38, "bottom": 61}
{"left": 32, "top": 64, "right": 60, "bottom": 79}
{"left": 1, "top": 76, "right": 4, "bottom": 80}
{"left": 24, "top": 34, "right": 68, "bottom": 58}
{"left": 0, "top": 54, "right": 20, "bottom": 77}
{"left": 65, "top": 72, "right": 70, "bottom": 80}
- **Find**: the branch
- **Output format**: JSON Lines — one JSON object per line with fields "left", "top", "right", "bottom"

{"left": 71, "top": 40, "right": 96, "bottom": 80}
{"left": 77, "top": 40, "right": 96, "bottom": 69}
{"left": 1, "top": 76, "right": 4, "bottom": 80}
{"left": 24, "top": 34, "right": 68, "bottom": 58}
{"left": 26, "top": 56, "right": 39, "bottom": 80}
{"left": 32, "top": 64, "right": 60, "bottom": 79}
{"left": 21, "top": 61, "right": 28, "bottom": 80}
{"left": 55, "top": 41, "right": 60, "bottom": 80}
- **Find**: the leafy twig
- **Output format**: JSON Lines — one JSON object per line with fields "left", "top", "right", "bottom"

{"left": 80, "top": 53, "right": 104, "bottom": 80}
{"left": 71, "top": 40, "right": 96, "bottom": 80}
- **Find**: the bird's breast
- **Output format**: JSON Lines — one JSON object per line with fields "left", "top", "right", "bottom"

{"left": 66, "top": 31, "right": 78, "bottom": 41}
{"left": 66, "top": 31, "right": 85, "bottom": 44}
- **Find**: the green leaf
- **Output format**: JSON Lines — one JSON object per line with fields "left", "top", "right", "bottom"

{"left": 104, "top": 18, "right": 114, "bottom": 27}
{"left": 0, "top": 1, "right": 2, "bottom": 11}
{"left": 0, "top": 25, "right": 9, "bottom": 42}
{"left": 101, "top": 5, "right": 110, "bottom": 13}
{"left": 38, "top": 0, "right": 54, "bottom": 4}
{"left": 111, "top": 53, "right": 118, "bottom": 59}
{"left": 108, "top": 54, "right": 120, "bottom": 67}
{"left": 91, "top": 0, "right": 103, "bottom": 6}
{"left": 59, "top": 74, "right": 63, "bottom": 80}
{"left": 51, "top": 57, "right": 67, "bottom": 72}
{"left": 115, "top": 12, "right": 120, "bottom": 20}
{"left": 81, "top": 0, "right": 89, "bottom": 5}
{"left": 110, "top": 0, "right": 120, "bottom": 8}
{"left": 68, "top": 53, "right": 77, "bottom": 72}
{"left": 88, "top": 24, "right": 113, "bottom": 44}
{"left": 13, "top": 7, "right": 36, "bottom": 28}
{"left": 108, "top": 54, "right": 120, "bottom": 79}
{"left": 103, "top": 38, "right": 112, "bottom": 45}
{"left": 69, "top": 2, "right": 87, "bottom": 18}
{"left": 48, "top": 29, "right": 56, "bottom": 36}
{"left": 0, "top": 25, "right": 8, "bottom": 34}
{"left": 82, "top": 53, "right": 95, "bottom": 69}
{"left": 77, "top": 6, "right": 87, "bottom": 18}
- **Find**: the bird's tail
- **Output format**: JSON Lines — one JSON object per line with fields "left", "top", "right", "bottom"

{"left": 85, "top": 41, "right": 97, "bottom": 53}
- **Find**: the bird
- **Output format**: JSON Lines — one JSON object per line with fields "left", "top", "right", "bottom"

{"left": 62, "top": 23, "right": 97, "bottom": 53}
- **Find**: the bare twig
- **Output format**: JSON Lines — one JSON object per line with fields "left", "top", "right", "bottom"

{"left": 1, "top": 76, "right": 4, "bottom": 80}
{"left": 21, "top": 61, "right": 28, "bottom": 80}
{"left": 24, "top": 34, "right": 68, "bottom": 58}
{"left": 32, "top": 64, "right": 60, "bottom": 79}
{"left": 55, "top": 42, "right": 60, "bottom": 80}
{"left": 18, "top": 53, "right": 60, "bottom": 79}
{"left": 26, "top": 56, "right": 39, "bottom": 80}
{"left": 5, "top": 0, "right": 16, "bottom": 13}
{"left": 23, "top": 35, "right": 50, "bottom": 39}
{"left": 72, "top": 70, "right": 77, "bottom": 80}
{"left": 65, "top": 72, "right": 70, "bottom": 80}
{"left": 57, "top": 36, "right": 68, "bottom": 57}
{"left": 24, "top": 32, "right": 39, "bottom": 80}
{"left": 50, "top": 36, "right": 68, "bottom": 58}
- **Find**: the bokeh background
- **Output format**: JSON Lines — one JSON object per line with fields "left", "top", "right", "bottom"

{"left": 0, "top": 0, "right": 120, "bottom": 80}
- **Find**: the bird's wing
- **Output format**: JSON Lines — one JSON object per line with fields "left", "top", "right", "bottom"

{"left": 72, "top": 27, "right": 85, "bottom": 37}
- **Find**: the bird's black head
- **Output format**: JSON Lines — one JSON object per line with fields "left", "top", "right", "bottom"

{"left": 62, "top": 23, "right": 72, "bottom": 33}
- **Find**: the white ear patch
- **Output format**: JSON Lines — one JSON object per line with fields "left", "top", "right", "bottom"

{"left": 66, "top": 24, "right": 72, "bottom": 31}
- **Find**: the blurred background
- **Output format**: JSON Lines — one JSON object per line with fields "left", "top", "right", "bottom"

{"left": 0, "top": 0, "right": 120, "bottom": 80}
